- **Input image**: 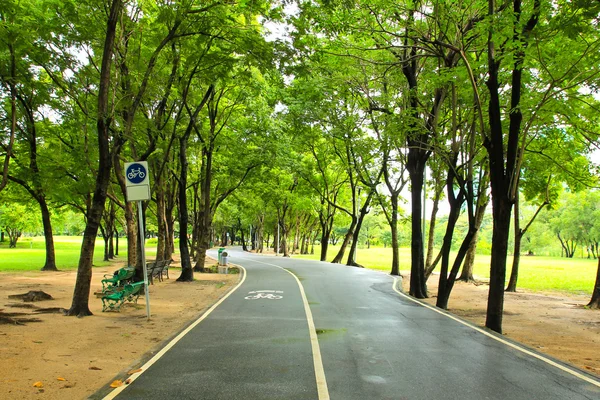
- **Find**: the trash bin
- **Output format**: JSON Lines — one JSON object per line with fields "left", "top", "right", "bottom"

{"left": 220, "top": 251, "right": 228, "bottom": 265}
{"left": 218, "top": 247, "right": 226, "bottom": 264}
{"left": 219, "top": 251, "right": 229, "bottom": 274}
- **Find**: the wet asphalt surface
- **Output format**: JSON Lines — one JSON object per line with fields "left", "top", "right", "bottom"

{"left": 104, "top": 248, "right": 600, "bottom": 400}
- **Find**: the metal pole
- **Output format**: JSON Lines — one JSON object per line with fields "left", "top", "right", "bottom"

{"left": 138, "top": 201, "right": 150, "bottom": 320}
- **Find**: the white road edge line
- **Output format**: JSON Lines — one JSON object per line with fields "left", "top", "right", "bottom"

{"left": 102, "top": 265, "right": 248, "bottom": 400}
{"left": 241, "top": 257, "right": 330, "bottom": 400}
{"left": 392, "top": 277, "right": 600, "bottom": 388}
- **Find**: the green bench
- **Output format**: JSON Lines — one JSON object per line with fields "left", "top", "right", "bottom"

{"left": 101, "top": 281, "right": 145, "bottom": 312}
{"left": 101, "top": 267, "right": 135, "bottom": 291}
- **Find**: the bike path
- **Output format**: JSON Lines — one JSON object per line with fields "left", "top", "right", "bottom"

{"left": 109, "top": 254, "right": 318, "bottom": 400}
{"left": 248, "top": 255, "right": 600, "bottom": 400}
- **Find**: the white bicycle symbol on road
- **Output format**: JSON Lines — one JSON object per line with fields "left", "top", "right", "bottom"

{"left": 127, "top": 167, "right": 146, "bottom": 180}
{"left": 245, "top": 290, "right": 283, "bottom": 300}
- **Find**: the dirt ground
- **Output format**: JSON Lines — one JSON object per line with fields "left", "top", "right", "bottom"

{"left": 0, "top": 256, "right": 239, "bottom": 400}
{"left": 0, "top": 257, "right": 598, "bottom": 400}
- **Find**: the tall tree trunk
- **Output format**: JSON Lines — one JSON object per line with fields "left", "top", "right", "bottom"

{"left": 507, "top": 193, "right": 549, "bottom": 292}
{"left": 257, "top": 215, "right": 264, "bottom": 253}
{"left": 156, "top": 184, "right": 167, "bottom": 261}
{"left": 39, "top": 197, "right": 57, "bottom": 271}
{"left": 347, "top": 192, "right": 373, "bottom": 268}
{"left": 240, "top": 218, "right": 248, "bottom": 251}
{"left": 588, "top": 257, "right": 600, "bottom": 309}
{"left": 459, "top": 195, "right": 489, "bottom": 281}
{"left": 115, "top": 229, "right": 119, "bottom": 256}
{"left": 177, "top": 133, "right": 193, "bottom": 281}
{"left": 484, "top": 0, "right": 540, "bottom": 335}
{"left": 425, "top": 182, "right": 443, "bottom": 273}
{"left": 389, "top": 193, "right": 400, "bottom": 276}
{"left": 407, "top": 158, "right": 428, "bottom": 299}
{"left": 113, "top": 157, "right": 137, "bottom": 267}
{"left": 318, "top": 205, "right": 334, "bottom": 261}
{"left": 66, "top": 0, "right": 122, "bottom": 317}
{"left": 331, "top": 219, "right": 355, "bottom": 264}
{"left": 507, "top": 194, "right": 522, "bottom": 292}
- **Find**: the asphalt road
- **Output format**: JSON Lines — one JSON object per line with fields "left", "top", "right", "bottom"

{"left": 102, "top": 248, "right": 600, "bottom": 400}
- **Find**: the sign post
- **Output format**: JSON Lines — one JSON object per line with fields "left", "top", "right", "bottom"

{"left": 125, "top": 161, "right": 151, "bottom": 321}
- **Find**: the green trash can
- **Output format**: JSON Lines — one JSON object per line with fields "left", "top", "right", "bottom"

{"left": 218, "top": 247, "right": 226, "bottom": 263}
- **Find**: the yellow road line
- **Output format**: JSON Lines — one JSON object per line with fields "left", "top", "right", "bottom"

{"left": 103, "top": 266, "right": 248, "bottom": 400}
{"left": 392, "top": 277, "right": 600, "bottom": 388}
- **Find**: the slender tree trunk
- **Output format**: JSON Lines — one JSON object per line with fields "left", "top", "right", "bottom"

{"left": 66, "top": 0, "right": 122, "bottom": 317}
{"left": 115, "top": 229, "right": 119, "bottom": 256}
{"left": 459, "top": 197, "right": 488, "bottom": 281}
{"left": 347, "top": 192, "right": 373, "bottom": 268}
{"left": 177, "top": 134, "right": 193, "bottom": 281}
{"left": 156, "top": 185, "right": 167, "bottom": 261}
{"left": 486, "top": 193, "right": 512, "bottom": 333}
{"left": 407, "top": 159, "right": 428, "bottom": 298}
{"left": 390, "top": 193, "right": 400, "bottom": 276}
{"left": 436, "top": 206, "right": 461, "bottom": 309}
{"left": 331, "top": 220, "right": 355, "bottom": 264}
{"left": 507, "top": 195, "right": 522, "bottom": 292}
{"left": 240, "top": 218, "right": 248, "bottom": 251}
{"left": 39, "top": 198, "right": 57, "bottom": 271}
{"left": 588, "top": 257, "right": 600, "bottom": 308}
{"left": 425, "top": 185, "right": 442, "bottom": 272}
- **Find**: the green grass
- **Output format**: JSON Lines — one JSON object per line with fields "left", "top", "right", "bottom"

{"left": 0, "top": 235, "right": 158, "bottom": 271}
{"left": 295, "top": 245, "right": 597, "bottom": 295}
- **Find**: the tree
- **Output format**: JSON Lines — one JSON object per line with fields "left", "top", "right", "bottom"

{"left": 0, "top": 202, "right": 39, "bottom": 248}
{"left": 66, "top": 0, "right": 122, "bottom": 317}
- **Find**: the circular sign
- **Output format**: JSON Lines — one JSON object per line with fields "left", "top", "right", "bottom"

{"left": 126, "top": 163, "right": 147, "bottom": 184}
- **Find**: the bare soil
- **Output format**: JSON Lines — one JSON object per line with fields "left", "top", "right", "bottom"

{"left": 0, "top": 256, "right": 239, "bottom": 399}
{"left": 0, "top": 256, "right": 598, "bottom": 399}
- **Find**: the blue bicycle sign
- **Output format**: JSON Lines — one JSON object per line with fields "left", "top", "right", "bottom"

{"left": 126, "top": 163, "right": 147, "bottom": 184}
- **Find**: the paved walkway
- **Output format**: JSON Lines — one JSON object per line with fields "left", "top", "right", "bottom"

{"left": 101, "top": 248, "right": 600, "bottom": 400}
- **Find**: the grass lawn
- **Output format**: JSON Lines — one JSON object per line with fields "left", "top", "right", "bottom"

{"left": 0, "top": 236, "right": 158, "bottom": 272}
{"left": 295, "top": 245, "right": 597, "bottom": 295}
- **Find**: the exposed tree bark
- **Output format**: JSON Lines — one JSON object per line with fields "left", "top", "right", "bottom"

{"left": 177, "top": 125, "right": 193, "bottom": 280}
{"left": 506, "top": 190, "right": 549, "bottom": 292}
{"left": 588, "top": 258, "right": 600, "bottom": 309}
{"left": 347, "top": 190, "right": 374, "bottom": 268}
{"left": 407, "top": 158, "right": 428, "bottom": 298}
{"left": 0, "top": 40, "right": 17, "bottom": 193}
{"left": 112, "top": 161, "right": 137, "bottom": 266}
{"left": 484, "top": 0, "right": 540, "bottom": 334}
{"left": 331, "top": 220, "right": 355, "bottom": 263}
{"left": 459, "top": 179, "right": 489, "bottom": 281}
{"left": 66, "top": 0, "right": 122, "bottom": 317}
{"left": 425, "top": 180, "right": 443, "bottom": 277}
{"left": 240, "top": 217, "right": 248, "bottom": 251}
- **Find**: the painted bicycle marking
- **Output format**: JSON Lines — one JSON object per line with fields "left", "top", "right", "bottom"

{"left": 245, "top": 290, "right": 283, "bottom": 300}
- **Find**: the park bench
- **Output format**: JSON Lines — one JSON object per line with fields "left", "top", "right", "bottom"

{"left": 146, "top": 260, "right": 172, "bottom": 284}
{"left": 153, "top": 260, "right": 172, "bottom": 282}
{"left": 101, "top": 267, "right": 134, "bottom": 292}
{"left": 101, "top": 281, "right": 145, "bottom": 312}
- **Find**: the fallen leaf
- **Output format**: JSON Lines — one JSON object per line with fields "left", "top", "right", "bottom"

{"left": 127, "top": 368, "right": 142, "bottom": 375}
{"left": 89, "top": 366, "right": 102, "bottom": 371}
{"left": 57, "top": 377, "right": 66, "bottom": 381}
{"left": 33, "top": 382, "right": 43, "bottom": 388}
{"left": 125, "top": 378, "right": 132, "bottom": 384}
{"left": 110, "top": 380, "right": 123, "bottom": 388}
